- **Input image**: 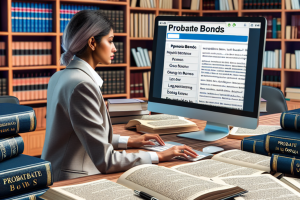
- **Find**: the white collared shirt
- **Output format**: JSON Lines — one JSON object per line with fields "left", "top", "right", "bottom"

{"left": 73, "top": 56, "right": 159, "bottom": 164}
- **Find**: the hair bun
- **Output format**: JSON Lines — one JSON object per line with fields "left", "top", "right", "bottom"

{"left": 60, "top": 50, "right": 74, "bottom": 66}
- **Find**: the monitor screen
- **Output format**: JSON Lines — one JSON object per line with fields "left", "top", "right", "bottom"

{"left": 149, "top": 17, "right": 266, "bottom": 121}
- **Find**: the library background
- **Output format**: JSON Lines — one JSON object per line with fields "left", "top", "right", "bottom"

{"left": 1, "top": 0, "right": 300, "bottom": 156}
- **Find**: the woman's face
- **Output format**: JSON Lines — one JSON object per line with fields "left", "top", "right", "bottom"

{"left": 95, "top": 29, "right": 117, "bottom": 65}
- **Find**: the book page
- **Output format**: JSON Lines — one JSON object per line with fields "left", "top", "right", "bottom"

{"left": 140, "top": 114, "right": 180, "bottom": 120}
{"left": 117, "top": 164, "right": 238, "bottom": 200}
{"left": 172, "top": 159, "right": 264, "bottom": 178}
{"left": 230, "top": 125, "right": 281, "bottom": 137}
{"left": 212, "top": 150, "right": 271, "bottom": 172}
{"left": 213, "top": 175, "right": 300, "bottom": 200}
{"left": 281, "top": 177, "right": 300, "bottom": 193}
{"left": 43, "top": 179, "right": 141, "bottom": 200}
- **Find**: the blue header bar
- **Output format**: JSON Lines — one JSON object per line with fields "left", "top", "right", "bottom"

{"left": 167, "top": 33, "right": 248, "bottom": 42}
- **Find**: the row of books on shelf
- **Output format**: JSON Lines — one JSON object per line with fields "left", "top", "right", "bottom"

{"left": 285, "top": 0, "right": 300, "bottom": 9}
{"left": 0, "top": 78, "right": 7, "bottom": 96}
{"left": 0, "top": 103, "right": 52, "bottom": 199}
{"left": 285, "top": 15, "right": 300, "bottom": 39}
{"left": 130, "top": 71, "right": 150, "bottom": 98}
{"left": 131, "top": 47, "right": 152, "bottom": 67}
{"left": 285, "top": 51, "right": 300, "bottom": 69}
{"left": 60, "top": 5, "right": 124, "bottom": 33}
{"left": 111, "top": 42, "right": 124, "bottom": 64}
{"left": 262, "top": 75, "right": 281, "bottom": 88}
{"left": 0, "top": 42, "right": 5, "bottom": 67}
{"left": 11, "top": 2, "right": 53, "bottom": 33}
{"left": 98, "top": 70, "right": 125, "bottom": 95}
{"left": 130, "top": 0, "right": 156, "bottom": 8}
{"left": 12, "top": 72, "right": 51, "bottom": 101}
{"left": 12, "top": 41, "right": 52, "bottom": 66}
{"left": 184, "top": 0, "right": 201, "bottom": 10}
{"left": 130, "top": 13, "right": 155, "bottom": 38}
{"left": 33, "top": 106, "right": 47, "bottom": 130}
{"left": 244, "top": 0, "right": 281, "bottom": 9}
{"left": 286, "top": 87, "right": 300, "bottom": 100}
{"left": 263, "top": 49, "right": 282, "bottom": 68}
{"left": 158, "top": 0, "right": 175, "bottom": 9}
{"left": 203, "top": 0, "right": 238, "bottom": 10}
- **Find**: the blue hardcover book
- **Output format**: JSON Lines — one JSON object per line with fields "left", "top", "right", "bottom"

{"left": 2, "top": 188, "right": 48, "bottom": 200}
{"left": 11, "top": 2, "right": 15, "bottom": 32}
{"left": 272, "top": 18, "right": 277, "bottom": 38}
{"left": 215, "top": 0, "right": 220, "bottom": 10}
{"left": 15, "top": 2, "right": 19, "bottom": 32}
{"left": 60, "top": 4, "right": 64, "bottom": 33}
{"left": 71, "top": 4, "right": 75, "bottom": 19}
{"left": 49, "top": 4, "right": 53, "bottom": 32}
{"left": 0, "top": 154, "right": 53, "bottom": 198}
{"left": 241, "top": 135, "right": 270, "bottom": 156}
{"left": 0, "top": 134, "right": 24, "bottom": 162}
{"left": 265, "top": 129, "right": 300, "bottom": 157}
{"left": 280, "top": 108, "right": 300, "bottom": 131}
{"left": 67, "top": 4, "right": 71, "bottom": 28}
{"left": 38, "top": 3, "right": 42, "bottom": 32}
{"left": 23, "top": 2, "right": 27, "bottom": 32}
{"left": 30, "top": 3, "right": 34, "bottom": 32}
{"left": 18, "top": 2, "right": 23, "bottom": 32}
{"left": 34, "top": 3, "right": 38, "bottom": 32}
{"left": 45, "top": 4, "right": 49, "bottom": 33}
{"left": 42, "top": 3, "right": 45, "bottom": 32}
{"left": 271, "top": 154, "right": 300, "bottom": 176}
{"left": 0, "top": 103, "right": 36, "bottom": 137}
{"left": 26, "top": 3, "right": 30, "bottom": 32}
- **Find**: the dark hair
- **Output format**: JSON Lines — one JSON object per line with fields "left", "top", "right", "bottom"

{"left": 61, "top": 10, "right": 113, "bottom": 66}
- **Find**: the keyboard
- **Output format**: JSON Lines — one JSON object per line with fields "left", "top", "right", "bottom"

{"left": 142, "top": 140, "right": 212, "bottom": 162}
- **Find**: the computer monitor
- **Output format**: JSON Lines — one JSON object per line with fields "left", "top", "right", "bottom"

{"left": 148, "top": 16, "right": 266, "bottom": 141}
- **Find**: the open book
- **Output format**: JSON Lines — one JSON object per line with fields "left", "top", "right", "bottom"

{"left": 228, "top": 125, "right": 281, "bottom": 140}
{"left": 40, "top": 164, "right": 246, "bottom": 200}
{"left": 125, "top": 114, "right": 199, "bottom": 134}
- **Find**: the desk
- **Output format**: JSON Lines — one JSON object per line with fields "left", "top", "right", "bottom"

{"left": 52, "top": 113, "right": 281, "bottom": 187}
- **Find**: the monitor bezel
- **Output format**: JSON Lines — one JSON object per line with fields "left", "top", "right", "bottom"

{"left": 149, "top": 16, "right": 266, "bottom": 119}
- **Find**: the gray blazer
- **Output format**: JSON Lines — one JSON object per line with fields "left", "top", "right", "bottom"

{"left": 41, "top": 59, "right": 152, "bottom": 182}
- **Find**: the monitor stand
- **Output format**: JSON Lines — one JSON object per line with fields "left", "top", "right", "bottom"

{"left": 177, "top": 122, "right": 229, "bottom": 142}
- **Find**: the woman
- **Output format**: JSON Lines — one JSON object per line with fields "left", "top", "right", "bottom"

{"left": 41, "top": 10, "right": 197, "bottom": 182}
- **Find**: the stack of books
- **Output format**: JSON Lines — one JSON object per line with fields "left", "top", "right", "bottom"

{"left": 130, "top": 13, "right": 155, "bottom": 38}
{"left": 158, "top": 0, "right": 174, "bottom": 9}
{"left": 0, "top": 41, "right": 5, "bottom": 66}
{"left": 130, "top": 71, "right": 150, "bottom": 98}
{"left": 285, "top": 15, "right": 300, "bottom": 39}
{"left": 203, "top": 0, "right": 238, "bottom": 10}
{"left": 0, "top": 77, "right": 7, "bottom": 96}
{"left": 131, "top": 47, "right": 152, "bottom": 67}
{"left": 285, "top": 51, "right": 300, "bottom": 69}
{"left": 108, "top": 99, "right": 150, "bottom": 124}
{"left": 130, "top": 0, "right": 157, "bottom": 8}
{"left": 11, "top": 2, "right": 53, "bottom": 32}
{"left": 240, "top": 108, "right": 300, "bottom": 176}
{"left": 244, "top": 0, "right": 281, "bottom": 9}
{"left": 263, "top": 49, "right": 282, "bottom": 69}
{"left": 0, "top": 103, "right": 52, "bottom": 199}
{"left": 262, "top": 75, "right": 281, "bottom": 88}
{"left": 96, "top": 70, "right": 125, "bottom": 95}
{"left": 285, "top": 87, "right": 300, "bottom": 100}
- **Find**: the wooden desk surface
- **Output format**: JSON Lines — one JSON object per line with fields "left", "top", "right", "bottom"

{"left": 52, "top": 113, "right": 281, "bottom": 187}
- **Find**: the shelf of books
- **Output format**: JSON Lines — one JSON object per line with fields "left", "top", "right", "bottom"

{"left": 1, "top": 0, "right": 300, "bottom": 156}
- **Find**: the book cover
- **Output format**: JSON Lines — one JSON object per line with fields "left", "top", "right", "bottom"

{"left": 0, "top": 135, "right": 24, "bottom": 162}
{"left": 0, "top": 103, "right": 37, "bottom": 136}
{"left": 2, "top": 188, "right": 49, "bottom": 200}
{"left": 280, "top": 108, "right": 300, "bottom": 131}
{"left": 241, "top": 135, "right": 270, "bottom": 156}
{"left": 271, "top": 153, "right": 300, "bottom": 176}
{"left": 0, "top": 154, "right": 53, "bottom": 198}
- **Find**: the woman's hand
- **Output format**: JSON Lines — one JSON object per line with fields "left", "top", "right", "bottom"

{"left": 156, "top": 145, "right": 198, "bottom": 162}
{"left": 127, "top": 134, "right": 165, "bottom": 148}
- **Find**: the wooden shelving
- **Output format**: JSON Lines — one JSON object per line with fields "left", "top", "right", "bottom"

{"left": 130, "top": 67, "right": 151, "bottom": 70}
{"left": 12, "top": 66, "right": 58, "bottom": 70}
{"left": 20, "top": 100, "right": 47, "bottom": 105}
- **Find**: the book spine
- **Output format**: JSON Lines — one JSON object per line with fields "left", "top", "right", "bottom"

{"left": 2, "top": 188, "right": 48, "bottom": 200}
{"left": 0, "top": 135, "right": 24, "bottom": 162}
{"left": 0, "top": 162, "right": 53, "bottom": 198}
{"left": 280, "top": 112, "right": 300, "bottom": 131}
{"left": 241, "top": 138, "right": 270, "bottom": 156}
{"left": 0, "top": 111, "right": 36, "bottom": 137}
{"left": 271, "top": 154, "right": 300, "bottom": 176}
{"left": 265, "top": 134, "right": 300, "bottom": 156}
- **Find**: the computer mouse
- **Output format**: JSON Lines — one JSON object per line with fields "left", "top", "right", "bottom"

{"left": 202, "top": 146, "right": 224, "bottom": 154}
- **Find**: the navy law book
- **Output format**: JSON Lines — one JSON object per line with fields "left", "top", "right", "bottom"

{"left": 271, "top": 154, "right": 300, "bottom": 177}
{"left": 241, "top": 135, "right": 270, "bottom": 156}
{"left": 0, "top": 103, "right": 37, "bottom": 137}
{"left": 280, "top": 108, "right": 300, "bottom": 131}
{"left": 0, "top": 154, "right": 53, "bottom": 198}
{"left": 0, "top": 134, "right": 24, "bottom": 162}
{"left": 2, "top": 188, "right": 49, "bottom": 200}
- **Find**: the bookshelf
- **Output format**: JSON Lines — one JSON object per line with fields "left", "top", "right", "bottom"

{"left": 0, "top": 0, "right": 300, "bottom": 156}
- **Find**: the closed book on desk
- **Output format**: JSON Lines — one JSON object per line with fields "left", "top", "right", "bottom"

{"left": 41, "top": 165, "right": 246, "bottom": 200}
{"left": 3, "top": 188, "right": 48, "bottom": 200}
{"left": 271, "top": 153, "right": 300, "bottom": 176}
{"left": 0, "top": 154, "right": 53, "bottom": 198}
{"left": 0, "top": 103, "right": 36, "bottom": 137}
{"left": 241, "top": 135, "right": 270, "bottom": 156}
{"left": 265, "top": 129, "right": 300, "bottom": 156}
{"left": 125, "top": 114, "right": 199, "bottom": 134}
{"left": 0, "top": 134, "right": 24, "bottom": 162}
{"left": 108, "top": 99, "right": 147, "bottom": 112}
{"left": 280, "top": 108, "right": 300, "bottom": 131}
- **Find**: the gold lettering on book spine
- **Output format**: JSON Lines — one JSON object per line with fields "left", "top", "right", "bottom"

{"left": 291, "top": 157, "right": 295, "bottom": 175}
{"left": 273, "top": 155, "right": 278, "bottom": 171}
{"left": 282, "top": 113, "right": 286, "bottom": 128}
{"left": 29, "top": 195, "right": 36, "bottom": 200}
{"left": 30, "top": 112, "right": 34, "bottom": 131}
{"left": 46, "top": 163, "right": 51, "bottom": 186}
{"left": 16, "top": 116, "right": 19, "bottom": 133}
{"left": 253, "top": 141, "right": 256, "bottom": 153}
{"left": 266, "top": 135, "right": 270, "bottom": 153}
